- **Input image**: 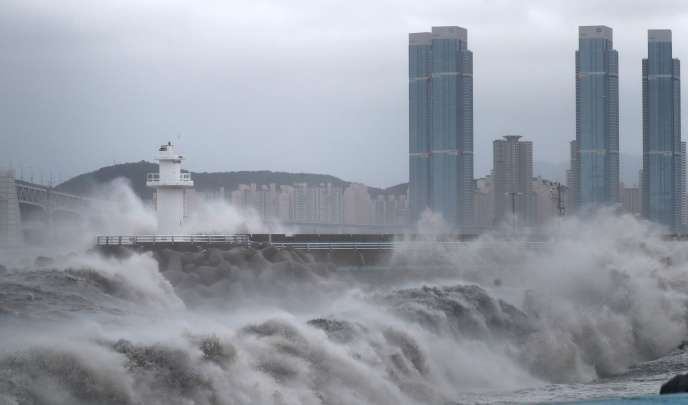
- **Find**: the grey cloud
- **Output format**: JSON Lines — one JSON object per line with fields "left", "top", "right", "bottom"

{"left": 1, "top": 0, "right": 688, "bottom": 187}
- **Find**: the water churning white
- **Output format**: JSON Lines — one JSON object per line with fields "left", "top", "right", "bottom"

{"left": 1, "top": 182, "right": 688, "bottom": 404}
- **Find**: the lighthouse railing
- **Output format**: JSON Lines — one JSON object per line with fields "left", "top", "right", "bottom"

{"left": 146, "top": 172, "right": 194, "bottom": 187}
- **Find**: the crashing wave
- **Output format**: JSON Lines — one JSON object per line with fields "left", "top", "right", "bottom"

{"left": 3, "top": 213, "right": 688, "bottom": 403}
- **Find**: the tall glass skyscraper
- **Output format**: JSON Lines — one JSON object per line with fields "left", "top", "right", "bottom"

{"left": 575, "top": 26, "right": 619, "bottom": 208}
{"left": 642, "top": 29, "right": 682, "bottom": 231}
{"left": 409, "top": 26, "right": 473, "bottom": 229}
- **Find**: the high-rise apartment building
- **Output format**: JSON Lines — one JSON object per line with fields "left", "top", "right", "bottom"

{"left": 642, "top": 29, "right": 682, "bottom": 231}
{"left": 409, "top": 32, "right": 432, "bottom": 222}
{"left": 575, "top": 26, "right": 619, "bottom": 208}
{"left": 473, "top": 176, "right": 494, "bottom": 232}
{"left": 620, "top": 183, "right": 642, "bottom": 216}
{"left": 682, "top": 141, "right": 687, "bottom": 227}
{"left": 566, "top": 140, "right": 578, "bottom": 212}
{"left": 493, "top": 135, "right": 534, "bottom": 225}
{"left": 409, "top": 26, "right": 473, "bottom": 230}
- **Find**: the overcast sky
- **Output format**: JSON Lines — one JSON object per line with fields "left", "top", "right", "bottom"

{"left": 2, "top": 0, "right": 688, "bottom": 188}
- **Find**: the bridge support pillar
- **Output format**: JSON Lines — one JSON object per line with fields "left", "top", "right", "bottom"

{"left": 0, "top": 170, "right": 23, "bottom": 247}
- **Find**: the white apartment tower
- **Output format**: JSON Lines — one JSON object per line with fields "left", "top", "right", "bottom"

{"left": 493, "top": 135, "right": 534, "bottom": 226}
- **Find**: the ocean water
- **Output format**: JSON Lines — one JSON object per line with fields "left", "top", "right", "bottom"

{"left": 563, "top": 394, "right": 688, "bottom": 404}
{"left": 2, "top": 213, "right": 688, "bottom": 404}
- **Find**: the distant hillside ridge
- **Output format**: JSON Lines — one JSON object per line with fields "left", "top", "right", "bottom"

{"left": 57, "top": 161, "right": 158, "bottom": 199}
{"left": 55, "top": 161, "right": 408, "bottom": 200}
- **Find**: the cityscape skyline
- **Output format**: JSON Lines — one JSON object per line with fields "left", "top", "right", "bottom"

{"left": 5, "top": 22, "right": 688, "bottom": 230}
{"left": 4, "top": 1, "right": 688, "bottom": 189}
{"left": 409, "top": 25, "right": 687, "bottom": 230}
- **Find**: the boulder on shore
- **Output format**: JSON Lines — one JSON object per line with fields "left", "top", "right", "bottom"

{"left": 660, "top": 373, "right": 688, "bottom": 394}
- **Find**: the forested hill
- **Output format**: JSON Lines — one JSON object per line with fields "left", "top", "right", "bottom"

{"left": 56, "top": 161, "right": 407, "bottom": 200}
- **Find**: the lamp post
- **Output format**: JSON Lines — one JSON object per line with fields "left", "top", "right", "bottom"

{"left": 552, "top": 182, "right": 565, "bottom": 217}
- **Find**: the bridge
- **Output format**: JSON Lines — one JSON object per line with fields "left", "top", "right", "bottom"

{"left": 0, "top": 170, "right": 90, "bottom": 246}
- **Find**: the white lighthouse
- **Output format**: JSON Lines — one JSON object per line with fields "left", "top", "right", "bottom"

{"left": 146, "top": 142, "right": 194, "bottom": 234}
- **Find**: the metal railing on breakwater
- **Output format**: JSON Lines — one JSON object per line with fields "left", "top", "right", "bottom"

{"left": 95, "top": 234, "right": 548, "bottom": 251}
{"left": 95, "top": 234, "right": 250, "bottom": 246}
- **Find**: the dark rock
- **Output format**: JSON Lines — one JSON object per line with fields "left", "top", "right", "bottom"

{"left": 206, "top": 248, "right": 224, "bottom": 266}
{"left": 0, "top": 264, "right": 6, "bottom": 274}
{"left": 178, "top": 272, "right": 201, "bottom": 289}
{"left": 160, "top": 251, "right": 183, "bottom": 273}
{"left": 163, "top": 270, "right": 187, "bottom": 286}
{"left": 206, "top": 280, "right": 231, "bottom": 296}
{"left": 181, "top": 251, "right": 203, "bottom": 265}
{"left": 273, "top": 249, "right": 298, "bottom": 263}
{"left": 198, "top": 335, "right": 236, "bottom": 364}
{"left": 182, "top": 262, "right": 197, "bottom": 273}
{"left": 247, "top": 251, "right": 270, "bottom": 271}
{"left": 308, "top": 318, "right": 359, "bottom": 343}
{"left": 34, "top": 256, "right": 54, "bottom": 267}
{"left": 195, "top": 266, "right": 222, "bottom": 286}
{"left": 269, "top": 261, "right": 292, "bottom": 274}
{"left": 222, "top": 247, "right": 253, "bottom": 266}
{"left": 260, "top": 245, "right": 280, "bottom": 262}
{"left": 295, "top": 250, "right": 316, "bottom": 263}
{"left": 106, "top": 246, "right": 135, "bottom": 258}
{"left": 660, "top": 373, "right": 688, "bottom": 394}
{"left": 242, "top": 319, "right": 305, "bottom": 342}
{"left": 215, "top": 260, "right": 233, "bottom": 275}
{"left": 221, "top": 252, "right": 239, "bottom": 266}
